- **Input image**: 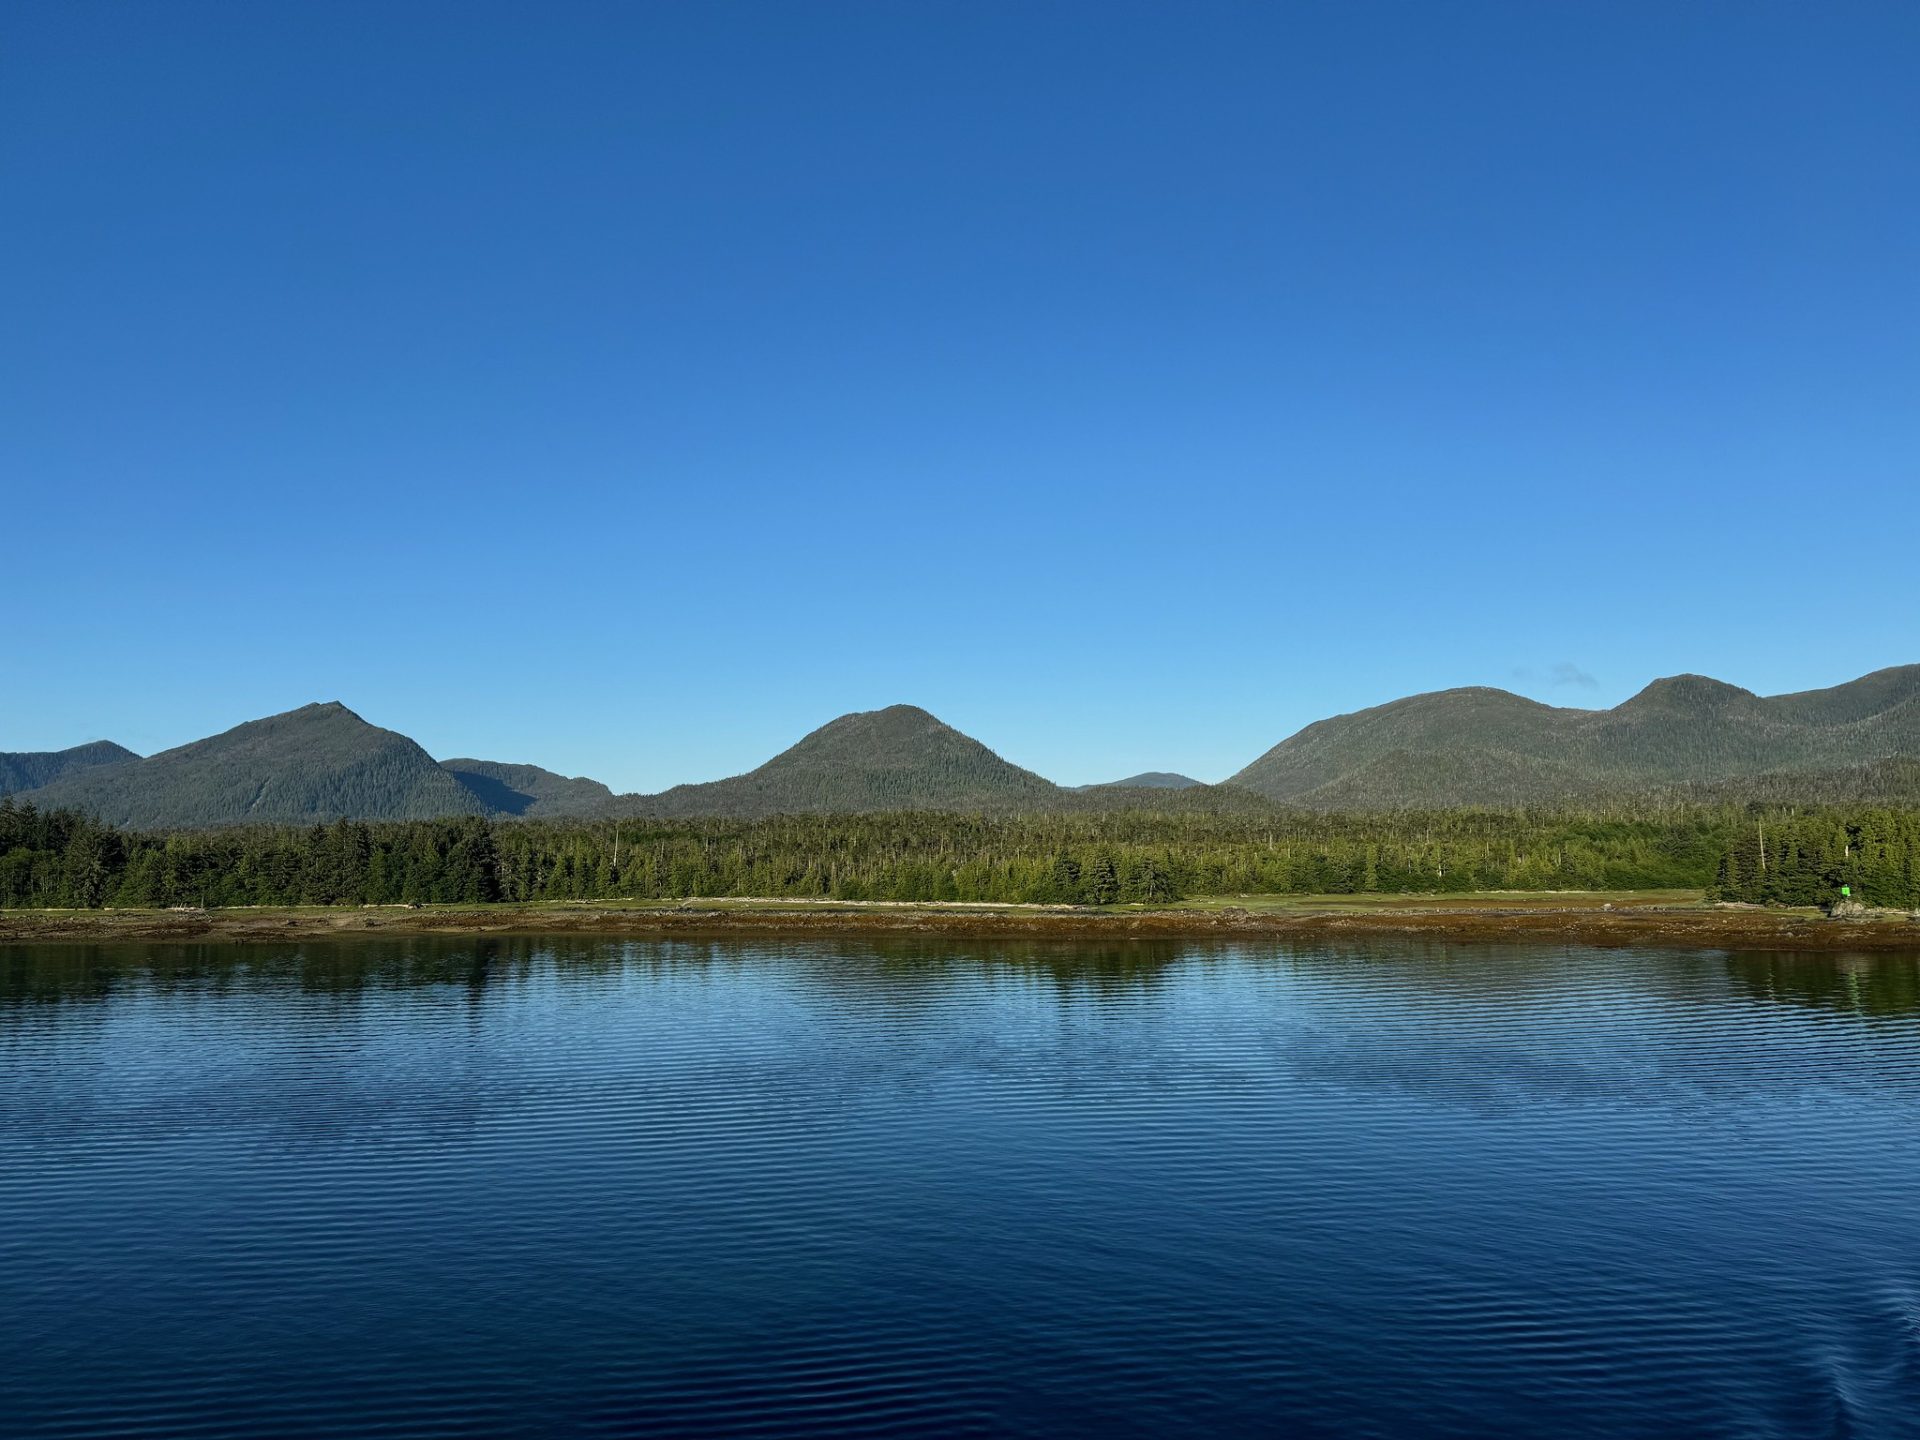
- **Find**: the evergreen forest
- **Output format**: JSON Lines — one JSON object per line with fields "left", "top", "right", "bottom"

{"left": 4, "top": 799, "right": 1916, "bottom": 912}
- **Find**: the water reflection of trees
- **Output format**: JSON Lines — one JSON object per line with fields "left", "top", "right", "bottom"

{"left": 1722, "top": 951, "right": 1920, "bottom": 1019}
{"left": 0, "top": 934, "right": 1225, "bottom": 1009}
{"left": 12, "top": 935, "right": 1913, "bottom": 1021}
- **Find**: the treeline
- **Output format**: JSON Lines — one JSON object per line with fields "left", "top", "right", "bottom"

{"left": 8, "top": 798, "right": 1915, "bottom": 910}
{"left": 1710, "top": 809, "right": 1920, "bottom": 909}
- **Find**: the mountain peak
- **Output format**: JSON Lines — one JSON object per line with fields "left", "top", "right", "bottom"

{"left": 287, "top": 700, "right": 363, "bottom": 722}
{"left": 1231, "top": 666, "right": 1920, "bottom": 808}
{"left": 784, "top": 705, "right": 973, "bottom": 763}
{"left": 1616, "top": 674, "right": 1759, "bottom": 715}
{"left": 633, "top": 705, "right": 1057, "bottom": 817}
{"left": 819, "top": 703, "right": 946, "bottom": 731}
{"left": 1, "top": 740, "right": 139, "bottom": 796}
{"left": 18, "top": 702, "right": 479, "bottom": 827}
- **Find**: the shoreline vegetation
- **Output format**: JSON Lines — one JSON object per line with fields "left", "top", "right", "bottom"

{"left": 6, "top": 802, "right": 1920, "bottom": 911}
{"left": 6, "top": 799, "right": 1919, "bottom": 953}
{"left": 5, "top": 892, "right": 1919, "bottom": 952}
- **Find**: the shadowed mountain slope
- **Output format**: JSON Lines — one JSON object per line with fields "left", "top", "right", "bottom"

{"left": 21, "top": 704, "right": 483, "bottom": 827}
{"left": 441, "top": 760, "right": 617, "bottom": 818}
{"left": 1232, "top": 667, "right": 1920, "bottom": 808}
{"left": 0, "top": 741, "right": 139, "bottom": 795}
{"left": 625, "top": 706, "right": 1063, "bottom": 818}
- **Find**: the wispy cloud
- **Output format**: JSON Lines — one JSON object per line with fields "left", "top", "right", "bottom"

{"left": 1512, "top": 662, "right": 1598, "bottom": 690}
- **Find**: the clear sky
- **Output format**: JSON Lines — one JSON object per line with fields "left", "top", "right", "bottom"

{"left": 5, "top": 2, "right": 1917, "bottom": 791}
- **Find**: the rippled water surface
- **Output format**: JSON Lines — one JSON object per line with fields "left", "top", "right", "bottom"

{"left": 4, "top": 937, "right": 1920, "bottom": 1438}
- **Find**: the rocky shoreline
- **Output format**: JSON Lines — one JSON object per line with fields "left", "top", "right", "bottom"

{"left": 5, "top": 900, "right": 1920, "bottom": 952}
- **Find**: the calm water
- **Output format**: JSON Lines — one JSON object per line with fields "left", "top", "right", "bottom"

{"left": 3, "top": 938, "right": 1919, "bottom": 1438}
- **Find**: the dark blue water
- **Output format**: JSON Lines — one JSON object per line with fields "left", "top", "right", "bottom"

{"left": 3, "top": 938, "right": 1918, "bottom": 1438}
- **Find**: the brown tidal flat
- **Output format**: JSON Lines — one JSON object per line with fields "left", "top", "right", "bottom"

{"left": 4, "top": 895, "right": 1919, "bottom": 953}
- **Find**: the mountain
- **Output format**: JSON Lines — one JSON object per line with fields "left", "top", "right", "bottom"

{"left": 1, "top": 741, "right": 139, "bottom": 795}
{"left": 13, "top": 701, "right": 1263, "bottom": 825}
{"left": 1065, "top": 780, "right": 1275, "bottom": 814}
{"left": 441, "top": 760, "right": 617, "bottom": 818}
{"left": 1631, "top": 757, "right": 1920, "bottom": 808}
{"left": 13, "top": 666, "right": 1920, "bottom": 827}
{"left": 20, "top": 703, "right": 484, "bottom": 827}
{"left": 626, "top": 705, "right": 1062, "bottom": 817}
{"left": 1081, "top": 771, "right": 1205, "bottom": 790}
{"left": 1231, "top": 666, "right": 1920, "bottom": 808}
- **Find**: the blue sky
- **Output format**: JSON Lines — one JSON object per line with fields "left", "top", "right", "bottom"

{"left": 5, "top": 2, "right": 1917, "bottom": 790}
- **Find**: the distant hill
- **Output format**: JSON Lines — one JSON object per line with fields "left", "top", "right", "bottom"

{"left": 21, "top": 703, "right": 483, "bottom": 827}
{"left": 1081, "top": 771, "right": 1205, "bottom": 791}
{"left": 1, "top": 741, "right": 138, "bottom": 795}
{"left": 12, "top": 701, "right": 1262, "bottom": 825}
{"left": 441, "top": 759, "right": 617, "bottom": 818}
{"left": 1231, "top": 667, "right": 1920, "bottom": 808}
{"left": 12, "top": 666, "right": 1920, "bottom": 826}
{"left": 626, "top": 705, "right": 1062, "bottom": 817}
{"left": 1061, "top": 780, "right": 1275, "bottom": 814}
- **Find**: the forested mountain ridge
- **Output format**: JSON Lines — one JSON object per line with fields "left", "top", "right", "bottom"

{"left": 6, "top": 700, "right": 1248, "bottom": 826}
{"left": 9, "top": 666, "right": 1920, "bottom": 826}
{"left": 0, "top": 741, "right": 138, "bottom": 795}
{"left": 441, "top": 760, "right": 618, "bottom": 818}
{"left": 622, "top": 705, "right": 1064, "bottom": 818}
{"left": 1232, "top": 667, "right": 1920, "bottom": 808}
{"left": 1080, "top": 772, "right": 1205, "bottom": 790}
{"left": 19, "top": 703, "right": 485, "bottom": 827}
